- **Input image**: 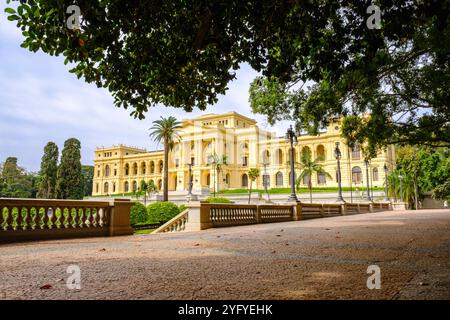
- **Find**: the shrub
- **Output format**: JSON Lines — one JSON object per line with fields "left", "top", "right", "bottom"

{"left": 205, "top": 196, "right": 232, "bottom": 203}
{"left": 147, "top": 202, "right": 180, "bottom": 223}
{"left": 130, "top": 202, "right": 148, "bottom": 225}
{"left": 178, "top": 204, "right": 187, "bottom": 212}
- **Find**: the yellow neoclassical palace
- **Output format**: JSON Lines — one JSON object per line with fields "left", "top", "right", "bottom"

{"left": 92, "top": 112, "right": 395, "bottom": 196}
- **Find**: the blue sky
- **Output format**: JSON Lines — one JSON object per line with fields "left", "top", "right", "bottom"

{"left": 0, "top": 10, "right": 291, "bottom": 172}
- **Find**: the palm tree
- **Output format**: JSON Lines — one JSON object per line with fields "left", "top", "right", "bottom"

{"left": 295, "top": 151, "right": 332, "bottom": 203}
{"left": 149, "top": 116, "right": 182, "bottom": 201}
{"left": 209, "top": 153, "right": 227, "bottom": 195}
{"left": 248, "top": 168, "right": 260, "bottom": 204}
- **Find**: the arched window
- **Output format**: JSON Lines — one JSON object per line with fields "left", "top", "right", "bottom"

{"left": 132, "top": 181, "right": 137, "bottom": 192}
{"left": 157, "top": 179, "right": 162, "bottom": 190}
{"left": 95, "top": 183, "right": 99, "bottom": 193}
{"left": 141, "top": 162, "right": 146, "bottom": 175}
{"left": 104, "top": 165, "right": 110, "bottom": 177}
{"left": 373, "top": 167, "right": 379, "bottom": 181}
{"left": 225, "top": 173, "right": 230, "bottom": 185}
{"left": 317, "top": 173, "right": 326, "bottom": 185}
{"left": 158, "top": 160, "right": 163, "bottom": 173}
{"left": 150, "top": 161, "right": 155, "bottom": 174}
{"left": 301, "top": 146, "right": 312, "bottom": 160}
{"left": 275, "top": 149, "right": 283, "bottom": 165}
{"left": 124, "top": 181, "right": 129, "bottom": 192}
{"left": 206, "top": 174, "right": 211, "bottom": 186}
{"left": 114, "top": 169, "right": 117, "bottom": 176}
{"left": 352, "top": 166, "right": 363, "bottom": 184}
{"left": 112, "top": 182, "right": 116, "bottom": 193}
{"left": 104, "top": 182, "right": 109, "bottom": 193}
{"left": 275, "top": 171, "right": 284, "bottom": 186}
{"left": 125, "top": 163, "right": 130, "bottom": 176}
{"left": 352, "top": 145, "right": 361, "bottom": 160}
{"left": 316, "top": 145, "right": 325, "bottom": 160}
{"left": 133, "top": 163, "right": 138, "bottom": 175}
{"left": 242, "top": 174, "right": 248, "bottom": 187}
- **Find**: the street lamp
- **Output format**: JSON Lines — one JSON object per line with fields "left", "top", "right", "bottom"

{"left": 262, "top": 161, "right": 270, "bottom": 201}
{"left": 364, "top": 159, "right": 372, "bottom": 201}
{"left": 286, "top": 125, "right": 299, "bottom": 202}
{"left": 383, "top": 164, "right": 390, "bottom": 202}
{"left": 334, "top": 142, "right": 345, "bottom": 202}
{"left": 398, "top": 174, "right": 404, "bottom": 202}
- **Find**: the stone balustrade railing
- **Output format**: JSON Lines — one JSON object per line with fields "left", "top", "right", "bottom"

{"left": 153, "top": 209, "right": 189, "bottom": 233}
{"left": 0, "top": 198, "right": 133, "bottom": 243}
{"left": 161, "top": 201, "right": 392, "bottom": 233}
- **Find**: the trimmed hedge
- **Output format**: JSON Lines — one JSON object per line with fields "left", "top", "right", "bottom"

{"left": 130, "top": 202, "right": 148, "bottom": 225}
{"left": 147, "top": 202, "right": 181, "bottom": 224}
{"left": 205, "top": 196, "right": 232, "bottom": 203}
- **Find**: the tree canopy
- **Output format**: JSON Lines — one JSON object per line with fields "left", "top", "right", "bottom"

{"left": 5, "top": 1, "right": 449, "bottom": 150}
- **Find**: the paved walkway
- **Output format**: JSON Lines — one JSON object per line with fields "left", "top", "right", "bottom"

{"left": 1, "top": 209, "right": 449, "bottom": 299}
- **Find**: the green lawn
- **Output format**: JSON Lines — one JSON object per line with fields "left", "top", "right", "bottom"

{"left": 219, "top": 187, "right": 383, "bottom": 195}
{"left": 133, "top": 228, "right": 156, "bottom": 235}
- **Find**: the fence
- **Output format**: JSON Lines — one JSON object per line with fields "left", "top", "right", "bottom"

{"left": 155, "top": 201, "right": 392, "bottom": 233}
{"left": 0, "top": 198, "right": 133, "bottom": 243}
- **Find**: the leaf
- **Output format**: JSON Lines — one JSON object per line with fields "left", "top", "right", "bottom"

{"left": 4, "top": 7, "right": 16, "bottom": 14}
{"left": 7, "top": 15, "right": 20, "bottom": 21}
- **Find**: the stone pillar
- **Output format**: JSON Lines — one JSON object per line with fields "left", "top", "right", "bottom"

{"left": 108, "top": 199, "right": 134, "bottom": 236}
{"left": 295, "top": 203, "right": 303, "bottom": 220}
{"left": 184, "top": 202, "right": 212, "bottom": 231}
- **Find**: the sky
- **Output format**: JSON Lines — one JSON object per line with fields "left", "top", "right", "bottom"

{"left": 0, "top": 10, "right": 291, "bottom": 173}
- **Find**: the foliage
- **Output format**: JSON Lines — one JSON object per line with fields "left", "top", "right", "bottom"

{"left": 37, "top": 142, "right": 59, "bottom": 199}
{"left": 81, "top": 165, "right": 94, "bottom": 197}
{"left": 0, "top": 157, "right": 36, "bottom": 198}
{"left": 130, "top": 201, "right": 148, "bottom": 226}
{"left": 178, "top": 204, "right": 187, "bottom": 212}
{"left": 432, "top": 181, "right": 450, "bottom": 200}
{"left": 205, "top": 196, "right": 232, "bottom": 204}
{"left": 7, "top": 1, "right": 448, "bottom": 151}
{"left": 295, "top": 151, "right": 332, "bottom": 203}
{"left": 247, "top": 167, "right": 260, "bottom": 204}
{"left": 149, "top": 116, "right": 182, "bottom": 201}
{"left": 208, "top": 153, "right": 228, "bottom": 194}
{"left": 390, "top": 146, "right": 450, "bottom": 207}
{"left": 56, "top": 138, "right": 84, "bottom": 199}
{"left": 146, "top": 201, "right": 181, "bottom": 224}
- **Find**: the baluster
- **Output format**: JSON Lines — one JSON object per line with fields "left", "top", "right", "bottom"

{"left": 103, "top": 207, "right": 109, "bottom": 226}
{"left": 42, "top": 207, "right": 50, "bottom": 229}
{"left": 54, "top": 207, "right": 62, "bottom": 228}
{"left": 66, "top": 207, "right": 73, "bottom": 228}
{"left": 23, "top": 206, "right": 33, "bottom": 230}
{"left": 33, "top": 207, "right": 42, "bottom": 230}
{"left": 79, "top": 208, "right": 86, "bottom": 227}
{"left": 0, "top": 206, "right": 4, "bottom": 230}
{"left": 5, "top": 207, "right": 13, "bottom": 230}
{"left": 49, "top": 207, "right": 57, "bottom": 229}
{"left": 95, "top": 208, "right": 102, "bottom": 227}
{"left": 88, "top": 208, "right": 95, "bottom": 227}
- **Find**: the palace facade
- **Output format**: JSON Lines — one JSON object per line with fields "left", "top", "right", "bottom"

{"left": 92, "top": 112, "right": 395, "bottom": 196}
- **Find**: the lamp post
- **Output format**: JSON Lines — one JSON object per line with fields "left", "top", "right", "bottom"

{"left": 364, "top": 159, "right": 372, "bottom": 201}
{"left": 286, "top": 125, "right": 299, "bottom": 202}
{"left": 334, "top": 142, "right": 345, "bottom": 202}
{"left": 399, "top": 174, "right": 404, "bottom": 202}
{"left": 208, "top": 155, "right": 217, "bottom": 198}
{"left": 262, "top": 162, "right": 270, "bottom": 201}
{"left": 185, "top": 161, "right": 198, "bottom": 202}
{"left": 383, "top": 164, "right": 389, "bottom": 202}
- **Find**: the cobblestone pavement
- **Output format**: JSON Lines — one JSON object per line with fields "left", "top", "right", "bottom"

{"left": 1, "top": 209, "right": 449, "bottom": 300}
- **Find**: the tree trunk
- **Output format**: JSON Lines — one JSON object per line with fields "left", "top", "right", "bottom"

{"left": 248, "top": 180, "right": 252, "bottom": 204}
{"left": 309, "top": 180, "right": 312, "bottom": 203}
{"left": 163, "top": 140, "right": 169, "bottom": 201}
{"left": 216, "top": 167, "right": 220, "bottom": 194}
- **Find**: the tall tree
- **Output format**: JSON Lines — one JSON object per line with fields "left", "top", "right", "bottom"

{"left": 81, "top": 165, "right": 94, "bottom": 197}
{"left": 6, "top": 1, "right": 449, "bottom": 149}
{"left": 0, "top": 157, "right": 34, "bottom": 198}
{"left": 295, "top": 150, "right": 331, "bottom": 203}
{"left": 149, "top": 116, "right": 182, "bottom": 201}
{"left": 247, "top": 168, "right": 260, "bottom": 204}
{"left": 37, "top": 142, "right": 59, "bottom": 199}
{"left": 210, "top": 153, "right": 227, "bottom": 195}
{"left": 56, "top": 138, "right": 84, "bottom": 199}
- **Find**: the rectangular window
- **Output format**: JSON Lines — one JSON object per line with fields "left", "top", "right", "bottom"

{"left": 242, "top": 156, "right": 248, "bottom": 166}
